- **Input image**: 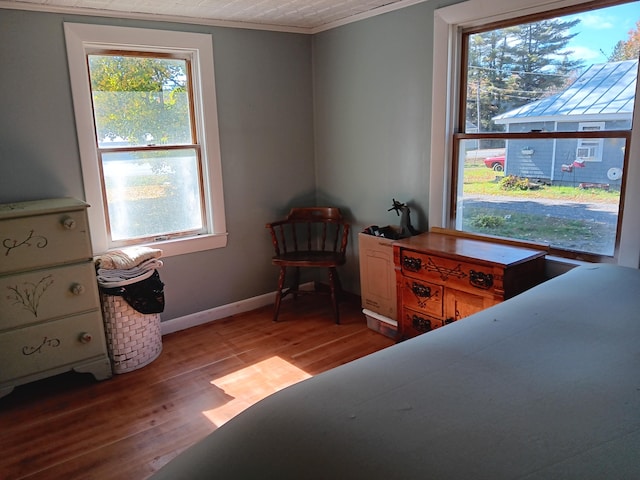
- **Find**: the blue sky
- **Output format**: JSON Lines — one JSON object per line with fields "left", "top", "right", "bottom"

{"left": 565, "top": 2, "right": 639, "bottom": 65}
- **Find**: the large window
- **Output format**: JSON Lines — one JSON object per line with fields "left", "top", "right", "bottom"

{"left": 432, "top": 0, "right": 640, "bottom": 264}
{"left": 65, "top": 24, "right": 227, "bottom": 256}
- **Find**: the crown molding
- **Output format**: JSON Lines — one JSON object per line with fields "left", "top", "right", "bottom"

{"left": 0, "top": 0, "right": 428, "bottom": 34}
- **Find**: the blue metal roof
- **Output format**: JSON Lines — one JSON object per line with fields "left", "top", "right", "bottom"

{"left": 493, "top": 59, "right": 638, "bottom": 123}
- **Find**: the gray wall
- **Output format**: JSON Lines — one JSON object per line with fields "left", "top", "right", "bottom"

{"left": 313, "top": 1, "right": 459, "bottom": 293}
{"left": 9, "top": 0, "right": 594, "bottom": 322}
{"left": 0, "top": 9, "right": 315, "bottom": 321}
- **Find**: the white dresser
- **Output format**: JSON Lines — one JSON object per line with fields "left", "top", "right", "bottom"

{"left": 0, "top": 198, "right": 112, "bottom": 398}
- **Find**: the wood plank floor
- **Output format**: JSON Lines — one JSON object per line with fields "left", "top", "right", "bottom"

{"left": 0, "top": 295, "right": 394, "bottom": 480}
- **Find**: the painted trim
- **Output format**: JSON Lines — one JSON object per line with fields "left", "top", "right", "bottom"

{"left": 0, "top": 0, "right": 428, "bottom": 35}
{"left": 160, "top": 282, "right": 314, "bottom": 335}
{"left": 63, "top": 23, "right": 227, "bottom": 257}
{"left": 310, "top": 0, "right": 429, "bottom": 34}
{"left": 430, "top": 0, "right": 640, "bottom": 267}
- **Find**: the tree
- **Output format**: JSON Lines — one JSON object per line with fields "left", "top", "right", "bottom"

{"left": 608, "top": 19, "right": 640, "bottom": 61}
{"left": 88, "top": 55, "right": 191, "bottom": 146}
{"left": 467, "top": 18, "right": 583, "bottom": 134}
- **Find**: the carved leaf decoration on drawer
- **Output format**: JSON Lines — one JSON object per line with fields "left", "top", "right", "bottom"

{"left": 6, "top": 274, "right": 54, "bottom": 318}
{"left": 2, "top": 229, "right": 48, "bottom": 257}
{"left": 22, "top": 336, "right": 61, "bottom": 355}
{"left": 425, "top": 257, "right": 466, "bottom": 282}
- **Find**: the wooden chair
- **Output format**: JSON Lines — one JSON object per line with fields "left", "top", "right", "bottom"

{"left": 266, "top": 207, "right": 350, "bottom": 323}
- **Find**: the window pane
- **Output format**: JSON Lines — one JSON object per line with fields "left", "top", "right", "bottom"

{"left": 465, "top": 3, "right": 637, "bottom": 135}
{"left": 457, "top": 137, "right": 624, "bottom": 256}
{"left": 88, "top": 55, "right": 193, "bottom": 147}
{"left": 102, "top": 149, "right": 204, "bottom": 242}
{"left": 457, "top": 1, "right": 638, "bottom": 258}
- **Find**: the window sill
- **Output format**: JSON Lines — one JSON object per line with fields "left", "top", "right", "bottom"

{"left": 125, "top": 233, "right": 228, "bottom": 258}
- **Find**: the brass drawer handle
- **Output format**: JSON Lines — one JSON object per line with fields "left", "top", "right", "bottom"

{"left": 411, "top": 282, "right": 431, "bottom": 298}
{"left": 469, "top": 269, "right": 493, "bottom": 289}
{"left": 402, "top": 255, "right": 422, "bottom": 272}
{"left": 411, "top": 314, "right": 432, "bottom": 333}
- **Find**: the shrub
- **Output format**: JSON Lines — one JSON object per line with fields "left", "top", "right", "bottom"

{"left": 471, "top": 215, "right": 505, "bottom": 229}
{"left": 500, "top": 175, "right": 533, "bottom": 190}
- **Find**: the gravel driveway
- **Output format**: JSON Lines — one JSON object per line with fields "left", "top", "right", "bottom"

{"left": 461, "top": 195, "right": 619, "bottom": 254}
{"left": 463, "top": 195, "right": 619, "bottom": 225}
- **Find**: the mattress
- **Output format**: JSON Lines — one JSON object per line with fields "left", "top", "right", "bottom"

{"left": 151, "top": 264, "right": 640, "bottom": 479}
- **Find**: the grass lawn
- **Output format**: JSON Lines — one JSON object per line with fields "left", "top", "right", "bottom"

{"left": 462, "top": 166, "right": 620, "bottom": 203}
{"left": 459, "top": 165, "right": 620, "bottom": 255}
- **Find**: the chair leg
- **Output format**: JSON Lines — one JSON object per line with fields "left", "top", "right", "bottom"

{"left": 328, "top": 267, "right": 341, "bottom": 324}
{"left": 292, "top": 267, "right": 300, "bottom": 299}
{"left": 273, "top": 266, "right": 287, "bottom": 322}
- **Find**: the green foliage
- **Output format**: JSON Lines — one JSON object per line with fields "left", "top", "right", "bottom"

{"left": 466, "top": 17, "right": 583, "bottom": 133}
{"left": 462, "top": 206, "right": 615, "bottom": 254}
{"left": 471, "top": 214, "right": 505, "bottom": 229}
{"left": 88, "top": 55, "right": 191, "bottom": 146}
{"left": 463, "top": 166, "right": 620, "bottom": 201}
{"left": 500, "top": 175, "right": 537, "bottom": 191}
{"left": 608, "top": 19, "right": 640, "bottom": 61}
{"left": 461, "top": 166, "right": 620, "bottom": 254}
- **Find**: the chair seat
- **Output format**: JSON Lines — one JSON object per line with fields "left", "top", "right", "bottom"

{"left": 272, "top": 251, "right": 345, "bottom": 267}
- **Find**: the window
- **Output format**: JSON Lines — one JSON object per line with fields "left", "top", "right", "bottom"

{"left": 431, "top": 0, "right": 640, "bottom": 264}
{"left": 65, "top": 24, "right": 227, "bottom": 256}
{"left": 576, "top": 123, "right": 605, "bottom": 162}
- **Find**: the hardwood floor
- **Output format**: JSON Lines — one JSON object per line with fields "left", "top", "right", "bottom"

{"left": 0, "top": 295, "right": 394, "bottom": 480}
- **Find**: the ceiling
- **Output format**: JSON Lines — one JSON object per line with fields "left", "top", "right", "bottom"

{"left": 1, "top": 0, "right": 424, "bottom": 33}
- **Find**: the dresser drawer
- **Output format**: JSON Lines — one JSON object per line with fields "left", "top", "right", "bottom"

{"left": 0, "top": 311, "right": 107, "bottom": 383}
{"left": 0, "top": 209, "right": 92, "bottom": 275}
{"left": 399, "top": 249, "right": 502, "bottom": 297}
{"left": 444, "top": 289, "right": 499, "bottom": 323}
{"left": 399, "top": 276, "right": 443, "bottom": 318}
{"left": 0, "top": 261, "right": 100, "bottom": 330}
{"left": 399, "top": 307, "right": 444, "bottom": 339}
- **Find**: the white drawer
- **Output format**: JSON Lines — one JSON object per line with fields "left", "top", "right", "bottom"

{"left": 0, "top": 209, "right": 92, "bottom": 275}
{"left": 0, "top": 262, "right": 101, "bottom": 330}
{"left": 0, "top": 311, "right": 107, "bottom": 383}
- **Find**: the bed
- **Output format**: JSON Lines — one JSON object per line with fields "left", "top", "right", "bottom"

{"left": 151, "top": 264, "right": 640, "bottom": 479}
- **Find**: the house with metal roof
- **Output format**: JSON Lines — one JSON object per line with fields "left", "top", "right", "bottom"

{"left": 493, "top": 59, "right": 637, "bottom": 188}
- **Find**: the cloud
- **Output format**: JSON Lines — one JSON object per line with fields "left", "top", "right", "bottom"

{"left": 565, "top": 45, "right": 601, "bottom": 61}
{"left": 550, "top": 45, "right": 603, "bottom": 65}
{"left": 578, "top": 14, "right": 614, "bottom": 30}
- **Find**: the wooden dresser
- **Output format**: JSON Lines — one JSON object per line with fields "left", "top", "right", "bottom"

{"left": 394, "top": 232, "right": 546, "bottom": 340}
{"left": 0, "top": 198, "right": 112, "bottom": 398}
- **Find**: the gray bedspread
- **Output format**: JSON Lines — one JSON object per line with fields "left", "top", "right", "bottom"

{"left": 151, "top": 264, "right": 640, "bottom": 479}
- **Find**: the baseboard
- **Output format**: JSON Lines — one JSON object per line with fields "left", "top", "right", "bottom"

{"left": 160, "top": 282, "right": 314, "bottom": 335}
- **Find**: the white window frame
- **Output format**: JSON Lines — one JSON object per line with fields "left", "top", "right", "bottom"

{"left": 577, "top": 122, "right": 605, "bottom": 162}
{"left": 430, "top": 0, "right": 640, "bottom": 268}
{"left": 64, "top": 23, "right": 227, "bottom": 257}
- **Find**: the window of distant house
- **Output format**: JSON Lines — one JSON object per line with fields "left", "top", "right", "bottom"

{"left": 576, "top": 123, "right": 605, "bottom": 162}
{"left": 433, "top": 0, "right": 638, "bottom": 262}
{"left": 64, "top": 24, "right": 227, "bottom": 256}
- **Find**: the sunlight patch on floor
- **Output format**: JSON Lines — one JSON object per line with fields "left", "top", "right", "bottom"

{"left": 201, "top": 356, "right": 311, "bottom": 426}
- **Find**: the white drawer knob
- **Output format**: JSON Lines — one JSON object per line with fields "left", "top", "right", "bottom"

{"left": 79, "top": 332, "right": 93, "bottom": 344}
{"left": 71, "top": 283, "right": 85, "bottom": 296}
{"left": 61, "top": 216, "right": 76, "bottom": 230}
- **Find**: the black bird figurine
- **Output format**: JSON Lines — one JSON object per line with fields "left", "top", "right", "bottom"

{"left": 388, "top": 199, "right": 420, "bottom": 237}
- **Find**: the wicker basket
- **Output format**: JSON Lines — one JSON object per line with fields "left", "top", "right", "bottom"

{"left": 100, "top": 292, "right": 162, "bottom": 374}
